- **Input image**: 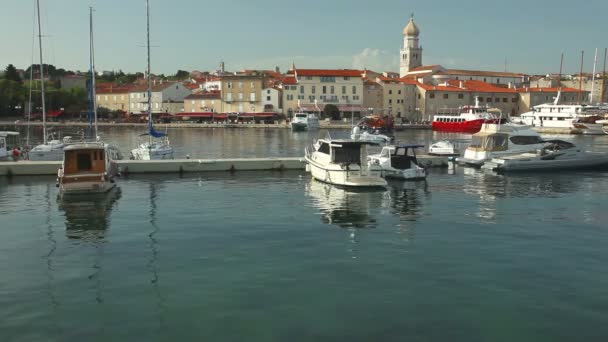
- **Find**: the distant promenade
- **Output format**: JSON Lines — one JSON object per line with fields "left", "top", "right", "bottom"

{"left": 0, "top": 120, "right": 432, "bottom": 130}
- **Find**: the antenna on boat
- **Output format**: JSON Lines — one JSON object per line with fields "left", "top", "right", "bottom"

{"left": 36, "top": 0, "right": 47, "bottom": 145}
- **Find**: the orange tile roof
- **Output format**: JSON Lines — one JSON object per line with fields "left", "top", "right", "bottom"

{"left": 96, "top": 85, "right": 136, "bottom": 94}
{"left": 446, "top": 69, "right": 527, "bottom": 78}
{"left": 294, "top": 69, "right": 363, "bottom": 77}
{"left": 281, "top": 76, "right": 297, "bottom": 85}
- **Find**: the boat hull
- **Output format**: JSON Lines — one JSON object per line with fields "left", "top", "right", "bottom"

{"left": 29, "top": 148, "right": 64, "bottom": 161}
{"left": 432, "top": 119, "right": 485, "bottom": 133}
{"left": 305, "top": 157, "right": 386, "bottom": 188}
{"left": 291, "top": 122, "right": 308, "bottom": 131}
{"left": 487, "top": 153, "right": 608, "bottom": 172}
{"left": 383, "top": 168, "right": 427, "bottom": 181}
{"left": 60, "top": 181, "right": 116, "bottom": 196}
{"left": 572, "top": 122, "right": 606, "bottom": 135}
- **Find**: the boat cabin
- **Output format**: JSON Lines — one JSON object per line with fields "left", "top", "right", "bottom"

{"left": 315, "top": 140, "right": 378, "bottom": 166}
{"left": 378, "top": 144, "right": 424, "bottom": 170}
{"left": 60, "top": 143, "right": 113, "bottom": 183}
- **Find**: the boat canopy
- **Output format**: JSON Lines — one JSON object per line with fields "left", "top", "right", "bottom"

{"left": 469, "top": 133, "right": 509, "bottom": 151}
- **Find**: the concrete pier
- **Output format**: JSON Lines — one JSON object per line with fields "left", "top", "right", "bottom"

{"left": 0, "top": 155, "right": 448, "bottom": 177}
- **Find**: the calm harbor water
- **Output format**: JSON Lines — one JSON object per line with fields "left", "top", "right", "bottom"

{"left": 2, "top": 127, "right": 608, "bottom": 341}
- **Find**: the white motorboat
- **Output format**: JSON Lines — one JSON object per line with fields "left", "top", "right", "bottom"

{"left": 29, "top": 135, "right": 74, "bottom": 161}
{"left": 457, "top": 123, "right": 545, "bottom": 166}
{"left": 56, "top": 142, "right": 121, "bottom": 195}
{"left": 0, "top": 131, "right": 21, "bottom": 161}
{"left": 351, "top": 126, "right": 393, "bottom": 144}
{"left": 483, "top": 139, "right": 608, "bottom": 172}
{"left": 290, "top": 112, "right": 320, "bottom": 131}
{"left": 131, "top": 0, "right": 174, "bottom": 161}
{"left": 367, "top": 144, "right": 427, "bottom": 180}
{"left": 428, "top": 140, "right": 459, "bottom": 156}
{"left": 305, "top": 138, "right": 387, "bottom": 188}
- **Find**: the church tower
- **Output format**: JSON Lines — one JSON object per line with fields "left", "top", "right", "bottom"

{"left": 400, "top": 14, "right": 422, "bottom": 77}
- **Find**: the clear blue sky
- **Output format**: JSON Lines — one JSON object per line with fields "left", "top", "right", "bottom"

{"left": 1, "top": 0, "right": 607, "bottom": 76}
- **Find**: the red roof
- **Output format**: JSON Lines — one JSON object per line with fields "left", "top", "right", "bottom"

{"left": 293, "top": 69, "right": 363, "bottom": 77}
{"left": 445, "top": 80, "right": 517, "bottom": 93}
{"left": 409, "top": 65, "right": 441, "bottom": 72}
{"left": 96, "top": 85, "right": 135, "bottom": 94}
{"left": 446, "top": 69, "right": 527, "bottom": 78}
{"left": 281, "top": 76, "right": 297, "bottom": 85}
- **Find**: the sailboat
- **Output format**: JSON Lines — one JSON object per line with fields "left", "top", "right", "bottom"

{"left": 29, "top": 0, "right": 66, "bottom": 161}
{"left": 56, "top": 7, "right": 121, "bottom": 196}
{"left": 130, "top": 0, "right": 173, "bottom": 160}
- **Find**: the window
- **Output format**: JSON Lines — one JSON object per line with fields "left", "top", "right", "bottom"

{"left": 352, "top": 86, "right": 357, "bottom": 94}
{"left": 238, "top": 93, "right": 244, "bottom": 100}
{"left": 318, "top": 143, "right": 330, "bottom": 154}
{"left": 479, "top": 97, "right": 484, "bottom": 102}
{"left": 238, "top": 82, "right": 243, "bottom": 89}
{"left": 309, "top": 95, "right": 315, "bottom": 101}
{"left": 320, "top": 76, "right": 335, "bottom": 82}
{"left": 502, "top": 98, "right": 508, "bottom": 103}
{"left": 297, "top": 94, "right": 304, "bottom": 100}
{"left": 483, "top": 78, "right": 487, "bottom": 82}
{"left": 312, "top": 86, "right": 316, "bottom": 94}
{"left": 227, "top": 82, "right": 232, "bottom": 89}
{"left": 429, "top": 93, "right": 435, "bottom": 99}
{"left": 495, "top": 98, "right": 500, "bottom": 103}
{"left": 389, "top": 99, "right": 393, "bottom": 104}
{"left": 342, "top": 86, "right": 346, "bottom": 94}
{"left": 226, "top": 93, "right": 233, "bottom": 101}
{"left": 251, "top": 82, "right": 255, "bottom": 88}
{"left": 389, "top": 90, "right": 393, "bottom": 95}
{"left": 76, "top": 153, "right": 92, "bottom": 171}
{"left": 443, "top": 94, "right": 449, "bottom": 99}
{"left": 398, "top": 90, "right": 402, "bottom": 95}
{"left": 353, "top": 96, "right": 360, "bottom": 100}
{"left": 487, "top": 97, "right": 492, "bottom": 102}
{"left": 300, "top": 86, "right": 304, "bottom": 94}
{"left": 458, "top": 93, "right": 464, "bottom": 99}
{"left": 343, "top": 77, "right": 350, "bottom": 80}
{"left": 267, "top": 89, "right": 271, "bottom": 94}
{"left": 322, "top": 86, "right": 327, "bottom": 94}
{"left": 510, "top": 136, "right": 544, "bottom": 145}
{"left": 330, "top": 86, "right": 335, "bottom": 94}
{"left": 250, "top": 93, "right": 256, "bottom": 101}
{"left": 306, "top": 76, "right": 313, "bottom": 80}
{"left": 267, "top": 96, "right": 271, "bottom": 101}
{"left": 512, "top": 97, "right": 518, "bottom": 103}
{"left": 496, "top": 79, "right": 500, "bottom": 84}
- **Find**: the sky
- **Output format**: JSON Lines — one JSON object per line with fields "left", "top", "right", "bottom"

{"left": 1, "top": 0, "right": 607, "bottom": 76}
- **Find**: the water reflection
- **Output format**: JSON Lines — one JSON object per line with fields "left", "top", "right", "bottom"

{"left": 58, "top": 188, "right": 122, "bottom": 240}
{"left": 385, "top": 180, "right": 429, "bottom": 221}
{"left": 305, "top": 179, "right": 385, "bottom": 229}
{"left": 148, "top": 182, "right": 167, "bottom": 330}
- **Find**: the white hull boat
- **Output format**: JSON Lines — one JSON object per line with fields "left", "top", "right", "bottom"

{"left": 305, "top": 139, "right": 387, "bottom": 188}
{"left": 457, "top": 123, "right": 545, "bottom": 166}
{"left": 428, "top": 140, "right": 459, "bottom": 156}
{"left": 291, "top": 112, "right": 320, "bottom": 131}
{"left": 0, "top": 131, "right": 20, "bottom": 161}
{"left": 595, "top": 119, "right": 608, "bottom": 134}
{"left": 57, "top": 142, "right": 120, "bottom": 196}
{"left": 131, "top": 139, "right": 174, "bottom": 160}
{"left": 351, "top": 126, "right": 393, "bottom": 144}
{"left": 483, "top": 140, "right": 608, "bottom": 172}
{"left": 368, "top": 144, "right": 427, "bottom": 180}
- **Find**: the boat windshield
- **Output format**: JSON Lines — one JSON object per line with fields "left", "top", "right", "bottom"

{"left": 469, "top": 133, "right": 509, "bottom": 151}
{"left": 332, "top": 145, "right": 362, "bottom": 164}
{"left": 295, "top": 113, "right": 307, "bottom": 118}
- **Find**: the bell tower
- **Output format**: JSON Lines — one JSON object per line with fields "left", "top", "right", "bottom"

{"left": 400, "top": 14, "right": 422, "bottom": 77}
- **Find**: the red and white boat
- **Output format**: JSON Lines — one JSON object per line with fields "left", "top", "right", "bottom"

{"left": 432, "top": 100, "right": 500, "bottom": 133}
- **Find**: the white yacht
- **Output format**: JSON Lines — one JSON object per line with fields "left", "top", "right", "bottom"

{"left": 457, "top": 123, "right": 546, "bottom": 166}
{"left": 428, "top": 140, "right": 459, "bottom": 156}
{"left": 290, "top": 112, "right": 320, "bottom": 131}
{"left": 350, "top": 126, "right": 393, "bottom": 144}
{"left": 367, "top": 144, "right": 427, "bottom": 180}
{"left": 131, "top": 0, "right": 174, "bottom": 161}
{"left": 519, "top": 91, "right": 606, "bottom": 134}
{"left": 305, "top": 138, "right": 387, "bottom": 188}
{"left": 483, "top": 140, "right": 608, "bottom": 172}
{"left": 29, "top": 135, "right": 73, "bottom": 161}
{"left": 0, "top": 131, "right": 20, "bottom": 161}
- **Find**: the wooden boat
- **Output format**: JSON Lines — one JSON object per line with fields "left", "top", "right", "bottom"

{"left": 56, "top": 142, "right": 120, "bottom": 195}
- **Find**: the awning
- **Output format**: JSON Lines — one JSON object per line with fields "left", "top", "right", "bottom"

{"left": 213, "top": 114, "right": 227, "bottom": 119}
{"left": 238, "top": 113, "right": 255, "bottom": 118}
{"left": 299, "top": 104, "right": 363, "bottom": 112}
{"left": 254, "top": 112, "right": 277, "bottom": 118}
{"left": 174, "top": 112, "right": 213, "bottom": 118}
{"left": 47, "top": 110, "right": 63, "bottom": 118}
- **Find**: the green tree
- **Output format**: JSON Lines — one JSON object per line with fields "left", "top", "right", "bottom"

{"left": 174, "top": 70, "right": 189, "bottom": 80}
{"left": 4, "top": 64, "right": 21, "bottom": 82}
{"left": 323, "top": 104, "right": 341, "bottom": 120}
{"left": 0, "top": 79, "right": 25, "bottom": 116}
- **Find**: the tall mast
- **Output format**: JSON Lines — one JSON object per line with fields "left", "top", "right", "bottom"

{"left": 578, "top": 50, "right": 584, "bottom": 104}
{"left": 146, "top": 0, "right": 152, "bottom": 140}
{"left": 601, "top": 48, "right": 607, "bottom": 104}
{"left": 558, "top": 52, "right": 564, "bottom": 88}
{"left": 89, "top": 6, "right": 98, "bottom": 140}
{"left": 590, "top": 48, "right": 598, "bottom": 104}
{"left": 36, "top": 0, "right": 47, "bottom": 145}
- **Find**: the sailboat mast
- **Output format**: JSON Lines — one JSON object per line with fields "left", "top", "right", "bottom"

{"left": 36, "top": 0, "right": 47, "bottom": 145}
{"left": 146, "top": 0, "right": 152, "bottom": 144}
{"left": 89, "top": 7, "right": 97, "bottom": 141}
{"left": 578, "top": 50, "right": 584, "bottom": 104}
{"left": 602, "top": 48, "right": 607, "bottom": 104}
{"left": 590, "top": 48, "right": 598, "bottom": 104}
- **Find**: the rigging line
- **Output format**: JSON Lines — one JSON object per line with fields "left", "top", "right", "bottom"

{"left": 27, "top": 0, "right": 37, "bottom": 147}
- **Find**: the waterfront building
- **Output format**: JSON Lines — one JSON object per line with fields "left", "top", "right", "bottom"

{"left": 376, "top": 77, "right": 417, "bottom": 119}
{"left": 219, "top": 74, "right": 266, "bottom": 113}
{"left": 96, "top": 85, "right": 134, "bottom": 113}
{"left": 400, "top": 15, "right": 422, "bottom": 77}
{"left": 183, "top": 92, "right": 222, "bottom": 113}
{"left": 128, "top": 80, "right": 190, "bottom": 115}
{"left": 262, "top": 87, "right": 282, "bottom": 113}
{"left": 281, "top": 68, "right": 365, "bottom": 118}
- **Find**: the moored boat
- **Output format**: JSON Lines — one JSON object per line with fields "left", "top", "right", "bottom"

{"left": 305, "top": 138, "right": 387, "bottom": 188}
{"left": 428, "top": 140, "right": 459, "bottom": 156}
{"left": 0, "top": 131, "right": 21, "bottom": 161}
{"left": 457, "top": 123, "right": 545, "bottom": 166}
{"left": 432, "top": 99, "right": 499, "bottom": 133}
{"left": 367, "top": 144, "right": 427, "bottom": 180}
{"left": 290, "top": 112, "right": 320, "bottom": 131}
{"left": 483, "top": 139, "right": 608, "bottom": 172}
{"left": 56, "top": 142, "right": 120, "bottom": 195}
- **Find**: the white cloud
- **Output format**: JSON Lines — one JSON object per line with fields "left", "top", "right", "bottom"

{"left": 351, "top": 48, "right": 399, "bottom": 72}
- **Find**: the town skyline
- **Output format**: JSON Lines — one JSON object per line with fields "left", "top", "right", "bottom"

{"left": 1, "top": 0, "right": 607, "bottom": 76}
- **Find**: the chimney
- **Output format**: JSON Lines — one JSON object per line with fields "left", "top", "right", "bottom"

{"left": 459, "top": 80, "right": 464, "bottom": 89}
{"left": 508, "top": 82, "right": 512, "bottom": 89}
